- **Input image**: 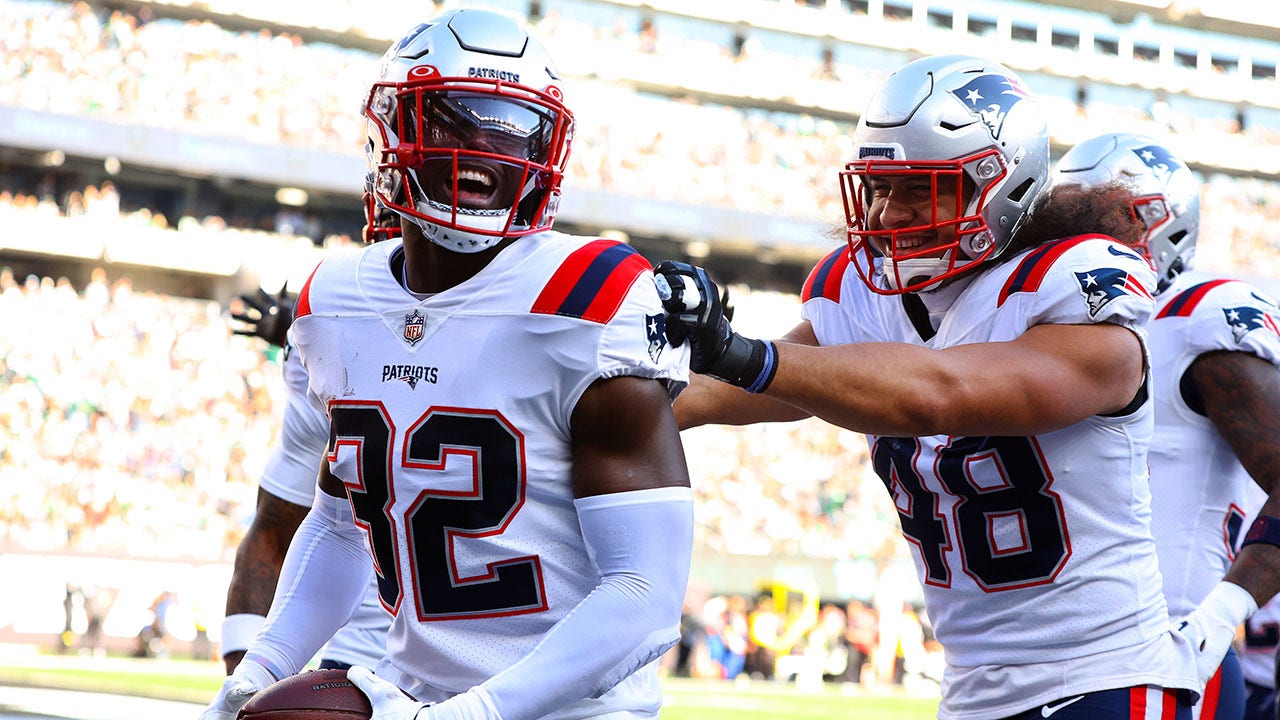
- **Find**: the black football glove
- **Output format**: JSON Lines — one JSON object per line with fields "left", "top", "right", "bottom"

{"left": 231, "top": 286, "right": 296, "bottom": 349}
{"left": 653, "top": 260, "right": 777, "bottom": 393}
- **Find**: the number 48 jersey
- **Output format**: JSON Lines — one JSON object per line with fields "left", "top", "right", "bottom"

{"left": 802, "top": 236, "right": 1196, "bottom": 719}
{"left": 289, "top": 232, "right": 688, "bottom": 697}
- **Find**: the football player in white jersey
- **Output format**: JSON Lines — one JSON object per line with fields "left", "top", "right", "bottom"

{"left": 200, "top": 9, "right": 694, "bottom": 720}
{"left": 218, "top": 200, "right": 403, "bottom": 675}
{"left": 1037, "top": 133, "right": 1280, "bottom": 720}
{"left": 657, "top": 55, "right": 1201, "bottom": 719}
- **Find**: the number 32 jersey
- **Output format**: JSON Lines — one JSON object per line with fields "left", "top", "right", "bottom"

{"left": 802, "top": 236, "right": 1197, "bottom": 720}
{"left": 289, "top": 232, "right": 688, "bottom": 696}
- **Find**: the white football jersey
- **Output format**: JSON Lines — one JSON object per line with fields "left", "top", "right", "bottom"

{"left": 1146, "top": 272, "right": 1280, "bottom": 618}
{"left": 289, "top": 232, "right": 687, "bottom": 710}
{"left": 802, "top": 237, "right": 1196, "bottom": 720}
{"left": 258, "top": 345, "right": 392, "bottom": 668}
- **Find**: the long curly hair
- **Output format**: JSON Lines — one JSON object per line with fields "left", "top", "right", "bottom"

{"left": 1006, "top": 179, "right": 1144, "bottom": 258}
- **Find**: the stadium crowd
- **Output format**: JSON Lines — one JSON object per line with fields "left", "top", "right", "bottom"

{"left": 5, "top": 0, "right": 1280, "bottom": 232}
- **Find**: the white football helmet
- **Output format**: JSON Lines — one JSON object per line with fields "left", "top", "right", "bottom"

{"left": 1052, "top": 133, "right": 1199, "bottom": 292}
{"left": 841, "top": 55, "right": 1050, "bottom": 294}
{"left": 364, "top": 9, "right": 574, "bottom": 253}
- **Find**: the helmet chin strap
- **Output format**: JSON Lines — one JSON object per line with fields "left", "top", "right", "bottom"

{"left": 401, "top": 175, "right": 508, "bottom": 254}
{"left": 407, "top": 213, "right": 502, "bottom": 254}
{"left": 883, "top": 251, "right": 957, "bottom": 291}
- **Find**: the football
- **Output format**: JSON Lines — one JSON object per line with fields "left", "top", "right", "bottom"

{"left": 237, "top": 668, "right": 373, "bottom": 720}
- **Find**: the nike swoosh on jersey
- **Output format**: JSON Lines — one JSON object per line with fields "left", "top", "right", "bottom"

{"left": 1040, "top": 695, "right": 1085, "bottom": 717}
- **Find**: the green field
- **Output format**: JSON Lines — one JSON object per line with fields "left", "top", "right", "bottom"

{"left": 0, "top": 648, "right": 940, "bottom": 720}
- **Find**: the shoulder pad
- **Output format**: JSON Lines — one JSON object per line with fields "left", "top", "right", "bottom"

{"left": 531, "top": 239, "right": 651, "bottom": 323}
{"left": 802, "top": 247, "right": 851, "bottom": 303}
{"left": 997, "top": 235, "right": 1113, "bottom": 307}
{"left": 1155, "top": 279, "right": 1240, "bottom": 319}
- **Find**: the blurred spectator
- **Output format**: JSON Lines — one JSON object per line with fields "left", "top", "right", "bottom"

{"left": 841, "top": 599, "right": 878, "bottom": 686}
{"left": 745, "top": 594, "right": 780, "bottom": 680}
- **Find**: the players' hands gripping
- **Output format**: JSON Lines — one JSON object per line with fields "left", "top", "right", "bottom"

{"left": 653, "top": 260, "right": 777, "bottom": 393}
{"left": 199, "top": 657, "right": 275, "bottom": 720}
{"left": 347, "top": 666, "right": 427, "bottom": 720}
{"left": 1175, "top": 581, "right": 1258, "bottom": 691}
{"left": 231, "top": 286, "right": 296, "bottom": 349}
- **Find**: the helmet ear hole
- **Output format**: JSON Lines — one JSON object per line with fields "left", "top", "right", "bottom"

{"left": 1006, "top": 177, "right": 1037, "bottom": 204}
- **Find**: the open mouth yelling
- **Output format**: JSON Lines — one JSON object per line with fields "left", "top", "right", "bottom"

{"left": 454, "top": 165, "right": 502, "bottom": 209}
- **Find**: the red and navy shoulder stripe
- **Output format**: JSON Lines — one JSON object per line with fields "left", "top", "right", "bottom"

{"left": 1154, "top": 279, "right": 1236, "bottom": 319}
{"left": 294, "top": 261, "right": 323, "bottom": 319}
{"left": 802, "top": 247, "right": 850, "bottom": 303}
{"left": 997, "top": 235, "right": 1107, "bottom": 307}
{"left": 531, "top": 239, "right": 652, "bottom": 323}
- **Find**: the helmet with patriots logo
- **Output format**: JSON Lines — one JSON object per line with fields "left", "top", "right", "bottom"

{"left": 841, "top": 55, "right": 1050, "bottom": 294}
{"left": 363, "top": 9, "right": 574, "bottom": 253}
{"left": 1052, "top": 133, "right": 1200, "bottom": 293}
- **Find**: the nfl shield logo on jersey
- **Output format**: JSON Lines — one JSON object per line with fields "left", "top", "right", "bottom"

{"left": 403, "top": 309, "right": 425, "bottom": 346}
{"left": 646, "top": 313, "right": 666, "bottom": 363}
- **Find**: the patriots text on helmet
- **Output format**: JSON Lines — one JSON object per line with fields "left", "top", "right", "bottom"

{"left": 468, "top": 67, "right": 520, "bottom": 84}
{"left": 858, "top": 146, "right": 898, "bottom": 160}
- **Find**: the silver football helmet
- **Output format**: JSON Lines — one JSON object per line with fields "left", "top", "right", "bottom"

{"left": 1053, "top": 133, "right": 1199, "bottom": 292}
{"left": 841, "top": 55, "right": 1050, "bottom": 294}
{"left": 364, "top": 9, "right": 574, "bottom": 253}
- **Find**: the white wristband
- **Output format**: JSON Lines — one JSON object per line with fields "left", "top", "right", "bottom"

{"left": 220, "top": 613, "right": 266, "bottom": 656}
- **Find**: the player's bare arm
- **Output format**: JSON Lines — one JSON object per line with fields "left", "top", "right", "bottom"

{"left": 674, "top": 321, "right": 817, "bottom": 431}
{"left": 317, "top": 461, "right": 345, "bottom": 498}
{"left": 768, "top": 321, "right": 1145, "bottom": 437}
{"left": 1194, "top": 350, "right": 1280, "bottom": 605}
{"left": 223, "top": 487, "right": 309, "bottom": 673}
{"left": 571, "top": 374, "right": 691, "bottom": 496}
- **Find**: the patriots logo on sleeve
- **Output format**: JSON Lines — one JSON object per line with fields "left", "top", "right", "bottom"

{"left": 1224, "top": 306, "right": 1280, "bottom": 344}
{"left": 646, "top": 313, "right": 666, "bottom": 363}
{"left": 950, "top": 74, "right": 1028, "bottom": 141}
{"left": 1131, "top": 144, "right": 1184, "bottom": 187}
{"left": 1075, "top": 267, "right": 1152, "bottom": 317}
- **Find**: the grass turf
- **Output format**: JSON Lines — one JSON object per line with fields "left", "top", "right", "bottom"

{"left": 0, "top": 648, "right": 940, "bottom": 719}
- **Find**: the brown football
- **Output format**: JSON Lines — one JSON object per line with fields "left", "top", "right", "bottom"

{"left": 237, "top": 668, "right": 372, "bottom": 720}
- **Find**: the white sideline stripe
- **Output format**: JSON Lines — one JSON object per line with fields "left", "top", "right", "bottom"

{"left": 0, "top": 685, "right": 205, "bottom": 720}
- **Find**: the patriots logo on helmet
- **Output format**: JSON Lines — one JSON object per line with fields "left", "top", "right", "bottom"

{"left": 950, "top": 74, "right": 1028, "bottom": 141}
{"left": 646, "top": 313, "right": 666, "bottom": 363}
{"left": 1223, "top": 306, "right": 1280, "bottom": 344}
{"left": 1130, "top": 144, "right": 1184, "bottom": 187}
{"left": 403, "top": 308, "right": 425, "bottom": 346}
{"left": 1075, "top": 267, "right": 1150, "bottom": 317}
